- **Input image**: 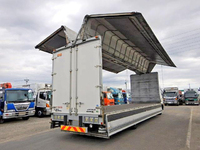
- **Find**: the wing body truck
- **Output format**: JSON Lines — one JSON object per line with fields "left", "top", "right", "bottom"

{"left": 0, "top": 85, "right": 35, "bottom": 123}
{"left": 16, "top": 83, "right": 52, "bottom": 117}
{"left": 163, "top": 87, "right": 181, "bottom": 106}
{"left": 35, "top": 12, "right": 175, "bottom": 138}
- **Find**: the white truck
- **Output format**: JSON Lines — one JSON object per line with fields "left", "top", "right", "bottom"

{"left": 35, "top": 12, "right": 175, "bottom": 138}
{"left": 18, "top": 83, "right": 52, "bottom": 117}
{"left": 163, "top": 87, "right": 180, "bottom": 106}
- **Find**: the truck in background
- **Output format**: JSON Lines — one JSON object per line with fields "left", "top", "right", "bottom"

{"left": 163, "top": 87, "right": 182, "bottom": 106}
{"left": 35, "top": 12, "right": 175, "bottom": 138}
{"left": 102, "top": 91, "right": 115, "bottom": 106}
{"left": 184, "top": 89, "right": 199, "bottom": 105}
{"left": 107, "top": 87, "right": 124, "bottom": 105}
{"left": 17, "top": 83, "right": 52, "bottom": 117}
{"left": 122, "top": 90, "right": 131, "bottom": 104}
{"left": 0, "top": 84, "right": 35, "bottom": 123}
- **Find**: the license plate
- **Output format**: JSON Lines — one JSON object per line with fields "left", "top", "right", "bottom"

{"left": 19, "top": 112, "right": 26, "bottom": 116}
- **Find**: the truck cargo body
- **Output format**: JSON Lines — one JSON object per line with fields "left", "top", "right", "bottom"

{"left": 50, "top": 37, "right": 162, "bottom": 138}
{"left": 0, "top": 88, "right": 35, "bottom": 123}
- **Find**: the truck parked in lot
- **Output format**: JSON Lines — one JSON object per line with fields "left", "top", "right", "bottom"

{"left": 107, "top": 87, "right": 124, "bottom": 105}
{"left": 163, "top": 87, "right": 182, "bottom": 106}
{"left": 17, "top": 83, "right": 52, "bottom": 117}
{"left": 184, "top": 89, "right": 199, "bottom": 105}
{"left": 0, "top": 85, "right": 35, "bottom": 123}
{"left": 35, "top": 12, "right": 175, "bottom": 138}
{"left": 102, "top": 91, "right": 115, "bottom": 106}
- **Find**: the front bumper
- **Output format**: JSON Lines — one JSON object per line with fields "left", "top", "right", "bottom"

{"left": 44, "top": 108, "right": 51, "bottom": 115}
{"left": 164, "top": 100, "right": 178, "bottom": 104}
{"left": 3, "top": 110, "right": 35, "bottom": 119}
{"left": 185, "top": 101, "right": 199, "bottom": 105}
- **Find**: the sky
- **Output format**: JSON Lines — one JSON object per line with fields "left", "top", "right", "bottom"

{"left": 0, "top": 0, "right": 200, "bottom": 90}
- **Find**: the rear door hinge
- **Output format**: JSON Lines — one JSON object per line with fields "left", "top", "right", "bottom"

{"left": 51, "top": 73, "right": 57, "bottom": 76}
{"left": 94, "top": 45, "right": 101, "bottom": 48}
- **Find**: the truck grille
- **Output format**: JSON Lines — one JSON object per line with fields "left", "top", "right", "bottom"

{"left": 14, "top": 104, "right": 29, "bottom": 111}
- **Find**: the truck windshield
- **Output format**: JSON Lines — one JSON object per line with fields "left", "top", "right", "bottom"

{"left": 185, "top": 92, "right": 197, "bottom": 98}
{"left": 107, "top": 93, "right": 113, "bottom": 99}
{"left": 163, "top": 92, "right": 176, "bottom": 97}
{"left": 118, "top": 93, "right": 123, "bottom": 99}
{"left": 6, "top": 90, "right": 34, "bottom": 102}
{"left": 46, "top": 91, "right": 52, "bottom": 100}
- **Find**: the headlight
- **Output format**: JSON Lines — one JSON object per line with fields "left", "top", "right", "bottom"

{"left": 7, "top": 109, "right": 15, "bottom": 112}
{"left": 61, "top": 116, "right": 64, "bottom": 120}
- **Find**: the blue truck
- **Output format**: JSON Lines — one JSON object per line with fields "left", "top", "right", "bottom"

{"left": 107, "top": 87, "right": 124, "bottom": 105}
{"left": 0, "top": 88, "right": 35, "bottom": 123}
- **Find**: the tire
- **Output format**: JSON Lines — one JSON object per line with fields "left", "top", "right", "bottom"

{"left": 0, "top": 117, "right": 4, "bottom": 124}
{"left": 22, "top": 117, "right": 29, "bottom": 120}
{"left": 37, "top": 110, "right": 43, "bottom": 117}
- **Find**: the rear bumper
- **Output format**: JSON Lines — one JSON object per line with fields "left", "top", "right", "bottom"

{"left": 61, "top": 125, "right": 88, "bottom": 133}
{"left": 3, "top": 110, "right": 35, "bottom": 119}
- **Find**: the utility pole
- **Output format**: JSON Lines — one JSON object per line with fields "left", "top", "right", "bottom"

{"left": 125, "top": 80, "right": 127, "bottom": 91}
{"left": 24, "top": 78, "right": 29, "bottom": 84}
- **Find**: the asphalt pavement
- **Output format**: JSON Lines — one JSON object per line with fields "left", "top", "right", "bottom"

{"left": 0, "top": 106, "right": 199, "bottom": 150}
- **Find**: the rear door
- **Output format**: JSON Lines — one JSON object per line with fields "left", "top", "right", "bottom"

{"left": 74, "top": 37, "right": 102, "bottom": 115}
{"left": 52, "top": 47, "right": 72, "bottom": 114}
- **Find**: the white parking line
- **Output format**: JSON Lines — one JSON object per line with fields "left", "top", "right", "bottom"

{"left": 186, "top": 107, "right": 193, "bottom": 149}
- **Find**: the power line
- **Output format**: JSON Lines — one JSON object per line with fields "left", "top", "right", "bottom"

{"left": 161, "top": 27, "right": 200, "bottom": 41}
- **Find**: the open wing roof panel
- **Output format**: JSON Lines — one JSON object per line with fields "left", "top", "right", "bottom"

{"left": 35, "top": 12, "right": 175, "bottom": 74}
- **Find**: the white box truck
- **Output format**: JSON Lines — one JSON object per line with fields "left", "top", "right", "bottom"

{"left": 35, "top": 12, "right": 175, "bottom": 138}
{"left": 17, "top": 83, "right": 52, "bottom": 117}
{"left": 163, "top": 87, "right": 182, "bottom": 106}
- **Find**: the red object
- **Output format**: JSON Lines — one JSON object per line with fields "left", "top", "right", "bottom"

{"left": 122, "top": 90, "right": 126, "bottom": 93}
{"left": 0, "top": 83, "right": 12, "bottom": 89}
{"left": 103, "top": 91, "right": 115, "bottom": 106}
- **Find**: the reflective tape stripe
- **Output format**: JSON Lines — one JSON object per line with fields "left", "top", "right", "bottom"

{"left": 79, "top": 127, "right": 85, "bottom": 133}
{"left": 61, "top": 125, "right": 86, "bottom": 133}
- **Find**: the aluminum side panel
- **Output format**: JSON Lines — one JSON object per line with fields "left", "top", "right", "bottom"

{"left": 107, "top": 107, "right": 162, "bottom": 136}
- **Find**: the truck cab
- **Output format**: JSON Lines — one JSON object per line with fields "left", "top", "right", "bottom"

{"left": 35, "top": 88, "right": 52, "bottom": 117}
{"left": 0, "top": 88, "right": 35, "bottom": 123}
{"left": 184, "top": 89, "right": 199, "bottom": 105}
{"left": 103, "top": 91, "right": 115, "bottom": 106}
{"left": 107, "top": 87, "right": 124, "bottom": 105}
{"left": 163, "top": 87, "right": 180, "bottom": 106}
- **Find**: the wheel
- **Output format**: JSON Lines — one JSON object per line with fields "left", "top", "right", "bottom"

{"left": 50, "top": 121, "right": 55, "bottom": 128}
{"left": 37, "top": 110, "right": 43, "bottom": 117}
{"left": 22, "top": 117, "right": 29, "bottom": 120}
{"left": 0, "top": 117, "right": 4, "bottom": 124}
